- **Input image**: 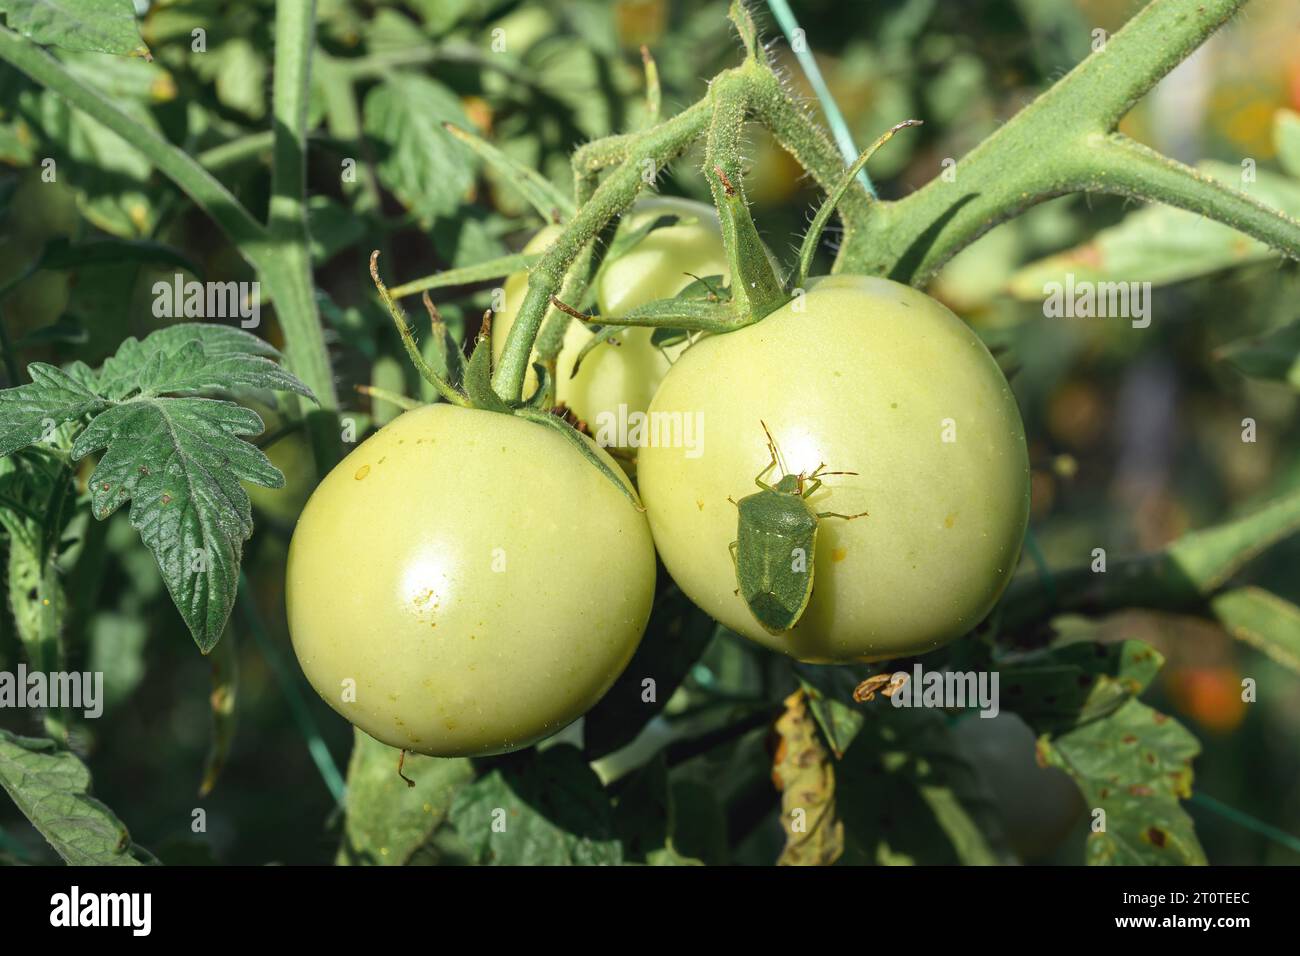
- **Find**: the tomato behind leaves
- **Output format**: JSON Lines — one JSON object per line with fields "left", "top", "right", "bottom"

{"left": 491, "top": 197, "right": 728, "bottom": 439}
{"left": 285, "top": 404, "right": 656, "bottom": 756}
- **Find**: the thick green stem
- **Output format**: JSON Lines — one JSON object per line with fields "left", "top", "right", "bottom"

{"left": 492, "top": 102, "right": 711, "bottom": 403}
{"left": 265, "top": 0, "right": 337, "bottom": 414}
{"left": 841, "top": 0, "right": 1300, "bottom": 285}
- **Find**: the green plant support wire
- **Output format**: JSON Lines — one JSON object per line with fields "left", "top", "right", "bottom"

{"left": 764, "top": 0, "right": 876, "bottom": 198}
{"left": 1191, "top": 792, "right": 1300, "bottom": 856}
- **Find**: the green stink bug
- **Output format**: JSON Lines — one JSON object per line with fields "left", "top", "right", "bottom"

{"left": 728, "top": 423, "right": 868, "bottom": 633}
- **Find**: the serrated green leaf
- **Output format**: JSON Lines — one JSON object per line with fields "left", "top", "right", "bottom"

{"left": 337, "top": 730, "right": 474, "bottom": 866}
{"left": 0, "top": 363, "right": 107, "bottom": 457}
{"left": 364, "top": 73, "right": 475, "bottom": 222}
{"left": 96, "top": 323, "right": 312, "bottom": 402}
{"left": 0, "top": 0, "right": 148, "bottom": 57}
{"left": 1210, "top": 586, "right": 1300, "bottom": 676}
{"left": 1214, "top": 318, "right": 1300, "bottom": 389}
{"left": 0, "top": 729, "right": 152, "bottom": 865}
{"left": 1041, "top": 698, "right": 1204, "bottom": 865}
{"left": 449, "top": 745, "right": 622, "bottom": 865}
{"left": 70, "top": 398, "right": 284, "bottom": 652}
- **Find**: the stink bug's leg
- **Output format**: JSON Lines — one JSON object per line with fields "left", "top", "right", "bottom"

{"left": 803, "top": 477, "right": 823, "bottom": 498}
{"left": 727, "top": 496, "right": 738, "bottom": 507}
{"left": 728, "top": 540, "right": 740, "bottom": 595}
{"left": 817, "top": 510, "right": 869, "bottom": 520}
{"left": 755, "top": 456, "right": 778, "bottom": 491}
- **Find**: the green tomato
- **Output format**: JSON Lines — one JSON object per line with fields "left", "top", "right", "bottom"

{"left": 951, "top": 713, "right": 1084, "bottom": 861}
{"left": 490, "top": 197, "right": 728, "bottom": 441}
{"left": 638, "top": 274, "right": 1030, "bottom": 663}
{"left": 285, "top": 404, "right": 657, "bottom": 756}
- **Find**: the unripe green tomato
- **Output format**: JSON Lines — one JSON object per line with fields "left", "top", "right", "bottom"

{"left": 638, "top": 274, "right": 1030, "bottom": 663}
{"left": 285, "top": 404, "right": 657, "bottom": 756}
{"left": 951, "top": 713, "right": 1085, "bottom": 861}
{"left": 490, "top": 197, "right": 728, "bottom": 438}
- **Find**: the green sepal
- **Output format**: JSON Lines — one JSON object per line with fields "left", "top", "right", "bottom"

{"left": 515, "top": 408, "right": 642, "bottom": 511}
{"left": 711, "top": 164, "right": 789, "bottom": 322}
{"left": 463, "top": 335, "right": 510, "bottom": 413}
{"left": 522, "top": 361, "right": 553, "bottom": 410}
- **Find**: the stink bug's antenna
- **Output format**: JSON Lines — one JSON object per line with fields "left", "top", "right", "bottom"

{"left": 760, "top": 420, "right": 787, "bottom": 477}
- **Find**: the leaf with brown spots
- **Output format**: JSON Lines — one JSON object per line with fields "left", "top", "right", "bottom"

{"left": 1041, "top": 698, "right": 1205, "bottom": 865}
{"left": 772, "top": 689, "right": 844, "bottom": 865}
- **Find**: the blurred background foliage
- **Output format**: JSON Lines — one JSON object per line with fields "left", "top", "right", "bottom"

{"left": 0, "top": 0, "right": 1298, "bottom": 865}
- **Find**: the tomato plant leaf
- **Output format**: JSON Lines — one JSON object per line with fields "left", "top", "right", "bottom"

{"left": 0, "top": 324, "right": 313, "bottom": 651}
{"left": 1210, "top": 586, "right": 1300, "bottom": 677}
{"left": 0, "top": 363, "right": 107, "bottom": 456}
{"left": 997, "top": 639, "right": 1164, "bottom": 736}
{"left": 1040, "top": 698, "right": 1204, "bottom": 865}
{"left": 836, "top": 706, "right": 1013, "bottom": 865}
{"left": 336, "top": 730, "right": 474, "bottom": 866}
{"left": 363, "top": 72, "right": 475, "bottom": 222}
{"left": 514, "top": 407, "right": 642, "bottom": 510}
{"left": 773, "top": 688, "right": 845, "bottom": 865}
{"left": 0, "top": 729, "right": 153, "bottom": 865}
{"left": 0, "top": 0, "right": 149, "bottom": 58}
{"left": 71, "top": 398, "right": 280, "bottom": 652}
{"left": 611, "top": 754, "right": 705, "bottom": 865}
{"left": 794, "top": 662, "right": 872, "bottom": 759}
{"left": 444, "top": 122, "right": 574, "bottom": 224}
{"left": 449, "top": 744, "right": 622, "bottom": 865}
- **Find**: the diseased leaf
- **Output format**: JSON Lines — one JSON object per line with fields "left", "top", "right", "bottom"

{"left": 0, "top": 729, "right": 152, "bottom": 865}
{"left": 772, "top": 689, "right": 844, "bottom": 865}
{"left": 449, "top": 745, "right": 622, "bottom": 865}
{"left": 1041, "top": 698, "right": 1204, "bottom": 865}
{"left": 0, "top": 0, "right": 148, "bottom": 58}
{"left": 364, "top": 73, "right": 475, "bottom": 222}
{"left": 337, "top": 730, "right": 474, "bottom": 866}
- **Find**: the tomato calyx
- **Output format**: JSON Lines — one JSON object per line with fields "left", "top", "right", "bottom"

{"left": 368, "top": 250, "right": 643, "bottom": 510}
{"left": 551, "top": 121, "right": 923, "bottom": 345}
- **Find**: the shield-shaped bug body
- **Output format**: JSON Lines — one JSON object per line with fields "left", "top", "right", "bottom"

{"left": 729, "top": 423, "right": 867, "bottom": 633}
